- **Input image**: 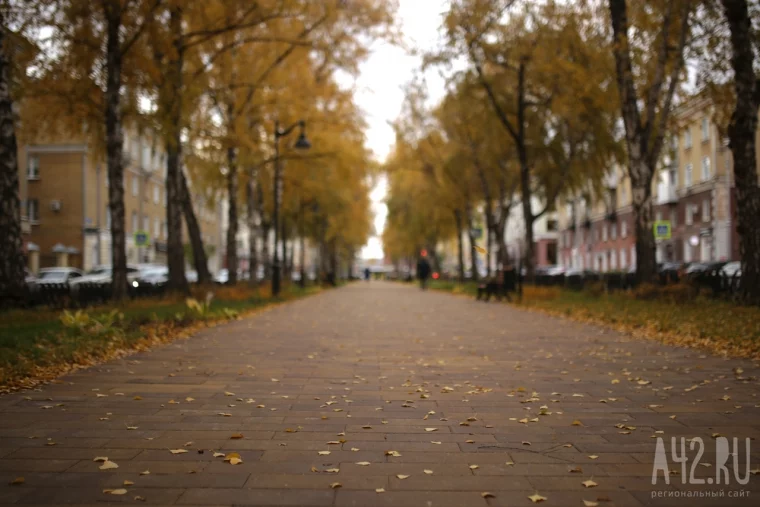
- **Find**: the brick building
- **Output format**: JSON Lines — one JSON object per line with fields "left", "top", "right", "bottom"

{"left": 18, "top": 128, "right": 225, "bottom": 274}
{"left": 557, "top": 97, "right": 758, "bottom": 272}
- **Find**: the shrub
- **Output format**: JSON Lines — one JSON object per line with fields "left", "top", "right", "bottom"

{"left": 631, "top": 282, "right": 699, "bottom": 303}
{"left": 522, "top": 286, "right": 562, "bottom": 301}
{"left": 583, "top": 281, "right": 607, "bottom": 298}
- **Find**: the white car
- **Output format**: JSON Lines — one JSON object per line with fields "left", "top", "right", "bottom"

{"left": 35, "top": 267, "right": 84, "bottom": 287}
{"left": 69, "top": 265, "right": 140, "bottom": 293}
{"left": 135, "top": 266, "right": 169, "bottom": 287}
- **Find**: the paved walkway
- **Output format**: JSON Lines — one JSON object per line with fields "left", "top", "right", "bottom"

{"left": 0, "top": 282, "right": 758, "bottom": 506}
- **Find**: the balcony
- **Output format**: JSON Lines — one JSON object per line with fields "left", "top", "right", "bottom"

{"left": 656, "top": 184, "right": 678, "bottom": 205}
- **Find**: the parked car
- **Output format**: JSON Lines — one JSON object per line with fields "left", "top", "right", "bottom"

{"left": 25, "top": 268, "right": 37, "bottom": 289}
{"left": 35, "top": 267, "right": 84, "bottom": 287}
{"left": 134, "top": 266, "right": 169, "bottom": 287}
{"left": 69, "top": 265, "right": 140, "bottom": 293}
{"left": 686, "top": 261, "right": 726, "bottom": 279}
{"left": 720, "top": 261, "right": 742, "bottom": 293}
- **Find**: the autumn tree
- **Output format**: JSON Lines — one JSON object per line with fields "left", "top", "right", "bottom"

{"left": 718, "top": 0, "right": 760, "bottom": 303}
{"left": 19, "top": 0, "right": 163, "bottom": 300}
{"left": 607, "top": 0, "right": 693, "bottom": 282}
{"left": 436, "top": 0, "right": 620, "bottom": 277}
{"left": 0, "top": 2, "right": 37, "bottom": 306}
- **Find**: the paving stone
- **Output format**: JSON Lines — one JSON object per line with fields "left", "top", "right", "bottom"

{"left": 1, "top": 282, "right": 757, "bottom": 506}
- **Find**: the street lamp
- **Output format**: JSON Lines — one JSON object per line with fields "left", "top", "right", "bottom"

{"left": 272, "top": 119, "right": 311, "bottom": 296}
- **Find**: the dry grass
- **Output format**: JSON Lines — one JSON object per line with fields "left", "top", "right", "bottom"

{"left": 0, "top": 284, "right": 319, "bottom": 392}
{"left": 427, "top": 280, "right": 760, "bottom": 360}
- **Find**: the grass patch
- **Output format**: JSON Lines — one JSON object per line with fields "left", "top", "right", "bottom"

{"left": 0, "top": 283, "right": 320, "bottom": 391}
{"left": 426, "top": 280, "right": 760, "bottom": 359}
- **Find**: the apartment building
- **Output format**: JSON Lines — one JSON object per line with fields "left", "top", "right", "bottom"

{"left": 18, "top": 128, "right": 225, "bottom": 274}
{"left": 558, "top": 97, "right": 755, "bottom": 272}
{"left": 557, "top": 165, "right": 638, "bottom": 272}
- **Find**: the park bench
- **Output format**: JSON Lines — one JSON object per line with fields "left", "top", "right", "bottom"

{"left": 476, "top": 268, "right": 516, "bottom": 302}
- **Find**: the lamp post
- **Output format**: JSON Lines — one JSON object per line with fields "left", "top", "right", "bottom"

{"left": 272, "top": 119, "right": 311, "bottom": 297}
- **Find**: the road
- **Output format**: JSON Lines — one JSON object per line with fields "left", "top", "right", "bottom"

{"left": 0, "top": 281, "right": 758, "bottom": 506}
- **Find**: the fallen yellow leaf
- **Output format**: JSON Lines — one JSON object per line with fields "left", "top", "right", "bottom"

{"left": 528, "top": 493, "right": 547, "bottom": 503}
{"left": 103, "top": 489, "right": 128, "bottom": 495}
{"left": 99, "top": 460, "right": 119, "bottom": 470}
{"left": 9, "top": 477, "right": 24, "bottom": 485}
{"left": 582, "top": 479, "right": 598, "bottom": 488}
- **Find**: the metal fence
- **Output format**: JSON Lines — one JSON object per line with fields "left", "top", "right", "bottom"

{"left": 21, "top": 282, "right": 168, "bottom": 309}
{"left": 531, "top": 270, "right": 742, "bottom": 298}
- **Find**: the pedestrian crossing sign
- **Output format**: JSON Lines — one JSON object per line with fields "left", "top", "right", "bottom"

{"left": 653, "top": 221, "right": 671, "bottom": 240}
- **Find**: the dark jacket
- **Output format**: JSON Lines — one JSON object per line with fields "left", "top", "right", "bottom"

{"left": 417, "top": 258, "right": 431, "bottom": 279}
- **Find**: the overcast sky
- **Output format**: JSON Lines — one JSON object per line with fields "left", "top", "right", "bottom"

{"left": 353, "top": 0, "right": 451, "bottom": 260}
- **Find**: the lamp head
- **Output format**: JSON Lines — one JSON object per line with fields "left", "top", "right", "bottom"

{"left": 294, "top": 121, "right": 311, "bottom": 150}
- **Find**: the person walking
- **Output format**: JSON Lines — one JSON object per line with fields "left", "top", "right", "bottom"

{"left": 416, "top": 251, "right": 431, "bottom": 290}
{"left": 364, "top": 267, "right": 371, "bottom": 282}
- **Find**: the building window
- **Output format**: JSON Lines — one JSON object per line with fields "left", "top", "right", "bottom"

{"left": 547, "top": 219, "right": 558, "bottom": 232}
{"left": 27, "top": 199, "right": 39, "bottom": 222}
{"left": 703, "top": 200, "right": 710, "bottom": 222}
{"left": 610, "top": 250, "right": 617, "bottom": 271}
{"left": 701, "top": 156, "right": 711, "bottom": 180}
{"left": 630, "top": 246, "right": 636, "bottom": 268}
{"left": 620, "top": 248, "right": 627, "bottom": 268}
{"left": 669, "top": 168, "right": 678, "bottom": 188}
{"left": 131, "top": 211, "right": 138, "bottom": 233}
{"left": 656, "top": 210, "right": 663, "bottom": 222}
{"left": 132, "top": 175, "right": 138, "bottom": 196}
{"left": 621, "top": 221, "right": 627, "bottom": 238}
{"left": 684, "top": 130, "right": 692, "bottom": 149}
{"left": 684, "top": 238, "right": 692, "bottom": 262}
{"left": 701, "top": 117, "right": 710, "bottom": 142}
{"left": 27, "top": 156, "right": 40, "bottom": 180}
{"left": 154, "top": 217, "right": 160, "bottom": 237}
{"left": 602, "top": 224, "right": 608, "bottom": 242}
{"left": 106, "top": 206, "right": 111, "bottom": 229}
{"left": 670, "top": 208, "right": 677, "bottom": 227}
{"left": 685, "top": 163, "right": 693, "bottom": 187}
{"left": 611, "top": 224, "right": 617, "bottom": 240}
{"left": 162, "top": 221, "right": 167, "bottom": 239}
{"left": 142, "top": 215, "right": 149, "bottom": 232}
{"left": 163, "top": 189, "right": 167, "bottom": 207}
{"left": 685, "top": 205, "right": 693, "bottom": 225}
{"left": 153, "top": 185, "right": 159, "bottom": 204}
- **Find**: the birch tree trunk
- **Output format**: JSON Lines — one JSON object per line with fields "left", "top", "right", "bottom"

{"left": 104, "top": 1, "right": 128, "bottom": 301}
{"left": 225, "top": 146, "right": 239, "bottom": 285}
{"left": 246, "top": 166, "right": 258, "bottom": 286}
{"left": 0, "top": 24, "right": 26, "bottom": 307}
{"left": 164, "top": 4, "right": 189, "bottom": 293}
{"left": 466, "top": 203, "right": 479, "bottom": 281}
{"left": 261, "top": 221, "right": 270, "bottom": 280}
{"left": 454, "top": 209, "right": 465, "bottom": 282}
{"left": 179, "top": 168, "right": 211, "bottom": 284}
{"left": 721, "top": 0, "right": 760, "bottom": 304}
